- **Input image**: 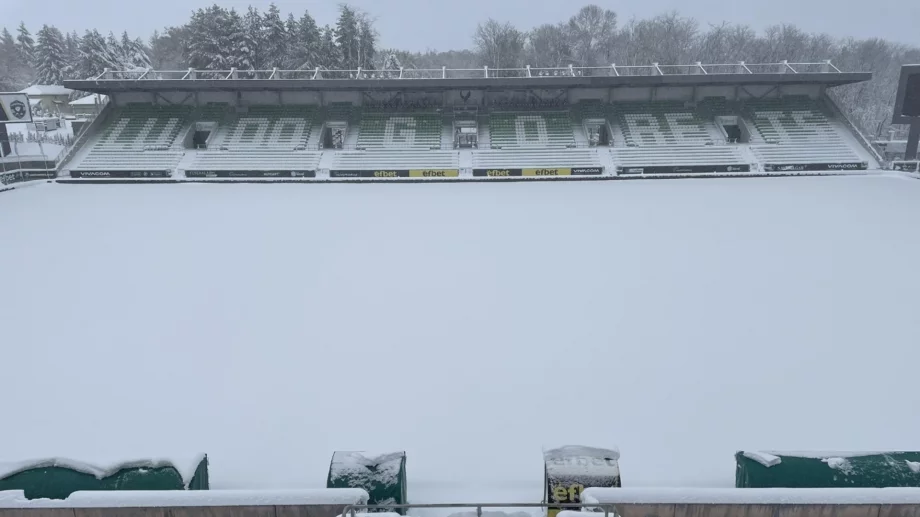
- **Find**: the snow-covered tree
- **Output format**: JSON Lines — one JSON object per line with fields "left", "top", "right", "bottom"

{"left": 318, "top": 25, "right": 339, "bottom": 69}
{"left": 286, "top": 9, "right": 321, "bottom": 70}
{"left": 185, "top": 6, "right": 233, "bottom": 69}
{"left": 0, "top": 28, "right": 22, "bottom": 90}
{"left": 261, "top": 3, "right": 287, "bottom": 68}
{"left": 16, "top": 22, "right": 34, "bottom": 64}
{"left": 75, "top": 29, "right": 115, "bottom": 79}
{"left": 336, "top": 5, "right": 358, "bottom": 69}
{"left": 118, "top": 31, "right": 152, "bottom": 70}
{"left": 241, "top": 6, "right": 263, "bottom": 69}
{"left": 34, "top": 24, "right": 67, "bottom": 84}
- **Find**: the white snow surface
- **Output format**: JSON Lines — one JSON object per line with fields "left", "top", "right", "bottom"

{"left": 581, "top": 487, "right": 920, "bottom": 505}
{"left": 331, "top": 451, "right": 405, "bottom": 485}
{"left": 0, "top": 454, "right": 206, "bottom": 487}
{"left": 544, "top": 446, "right": 620, "bottom": 478}
{"left": 2, "top": 176, "right": 920, "bottom": 512}
{"left": 741, "top": 452, "right": 782, "bottom": 468}
{"left": 0, "top": 488, "right": 368, "bottom": 508}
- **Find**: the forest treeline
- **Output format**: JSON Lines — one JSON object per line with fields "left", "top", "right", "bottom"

{"left": 1, "top": 3, "right": 916, "bottom": 137}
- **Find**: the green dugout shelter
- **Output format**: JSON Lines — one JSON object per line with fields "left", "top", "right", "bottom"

{"left": 327, "top": 451, "right": 407, "bottom": 515}
{"left": 0, "top": 455, "right": 209, "bottom": 500}
{"left": 736, "top": 451, "right": 920, "bottom": 488}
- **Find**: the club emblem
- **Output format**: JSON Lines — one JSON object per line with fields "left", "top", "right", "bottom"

{"left": 9, "top": 100, "right": 26, "bottom": 119}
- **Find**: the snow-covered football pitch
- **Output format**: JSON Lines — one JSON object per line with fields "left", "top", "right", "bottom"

{"left": 2, "top": 174, "right": 919, "bottom": 506}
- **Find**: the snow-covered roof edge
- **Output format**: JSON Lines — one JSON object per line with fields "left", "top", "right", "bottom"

{"left": 19, "top": 85, "right": 74, "bottom": 96}
{"left": 69, "top": 94, "right": 108, "bottom": 106}
{"left": 543, "top": 445, "right": 620, "bottom": 462}
{"left": 760, "top": 451, "right": 919, "bottom": 459}
{"left": 0, "top": 454, "right": 207, "bottom": 488}
{"left": 0, "top": 488, "right": 369, "bottom": 508}
{"left": 330, "top": 451, "right": 406, "bottom": 466}
{"left": 582, "top": 487, "right": 920, "bottom": 505}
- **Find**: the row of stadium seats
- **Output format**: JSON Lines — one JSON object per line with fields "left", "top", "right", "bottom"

{"left": 70, "top": 98, "right": 868, "bottom": 175}
{"left": 73, "top": 103, "right": 192, "bottom": 173}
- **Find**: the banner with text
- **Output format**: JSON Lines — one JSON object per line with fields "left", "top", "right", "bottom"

{"left": 617, "top": 164, "right": 751, "bottom": 175}
{"left": 472, "top": 167, "right": 603, "bottom": 177}
{"left": 185, "top": 170, "right": 316, "bottom": 178}
{"left": 763, "top": 162, "right": 868, "bottom": 172}
{"left": 71, "top": 171, "right": 172, "bottom": 179}
{"left": 329, "top": 169, "right": 460, "bottom": 178}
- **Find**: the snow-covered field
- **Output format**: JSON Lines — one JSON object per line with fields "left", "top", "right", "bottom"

{"left": 2, "top": 175, "right": 920, "bottom": 508}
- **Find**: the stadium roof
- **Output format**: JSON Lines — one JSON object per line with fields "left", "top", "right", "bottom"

{"left": 19, "top": 85, "right": 74, "bottom": 96}
{"left": 64, "top": 61, "right": 871, "bottom": 93}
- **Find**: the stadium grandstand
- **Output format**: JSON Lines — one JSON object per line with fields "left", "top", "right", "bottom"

{"left": 0, "top": 60, "right": 894, "bottom": 184}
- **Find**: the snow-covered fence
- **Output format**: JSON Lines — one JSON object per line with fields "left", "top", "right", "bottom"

{"left": 88, "top": 61, "right": 852, "bottom": 82}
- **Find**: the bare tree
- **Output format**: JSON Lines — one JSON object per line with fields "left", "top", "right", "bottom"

{"left": 473, "top": 19, "right": 525, "bottom": 69}
{"left": 526, "top": 24, "right": 572, "bottom": 68}
{"left": 566, "top": 5, "right": 616, "bottom": 66}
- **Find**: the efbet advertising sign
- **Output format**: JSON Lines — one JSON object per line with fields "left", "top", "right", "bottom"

{"left": 0, "top": 93, "right": 32, "bottom": 124}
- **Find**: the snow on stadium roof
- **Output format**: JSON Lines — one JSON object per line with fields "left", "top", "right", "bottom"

{"left": 64, "top": 61, "right": 872, "bottom": 93}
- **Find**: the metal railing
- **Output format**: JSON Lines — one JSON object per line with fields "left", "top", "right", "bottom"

{"left": 340, "top": 502, "right": 616, "bottom": 517}
{"left": 89, "top": 61, "right": 846, "bottom": 81}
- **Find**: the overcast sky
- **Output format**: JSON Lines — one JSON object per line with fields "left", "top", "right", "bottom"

{"left": 6, "top": 0, "right": 920, "bottom": 54}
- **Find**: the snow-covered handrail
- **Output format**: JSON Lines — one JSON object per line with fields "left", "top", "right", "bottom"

{"left": 88, "top": 61, "right": 850, "bottom": 81}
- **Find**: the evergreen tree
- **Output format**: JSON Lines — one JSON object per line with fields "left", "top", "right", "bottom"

{"left": 34, "top": 24, "right": 67, "bottom": 84}
{"left": 116, "top": 32, "right": 152, "bottom": 70}
{"left": 335, "top": 5, "right": 358, "bottom": 69}
{"left": 0, "top": 28, "right": 20, "bottom": 90}
{"left": 286, "top": 9, "right": 321, "bottom": 70}
{"left": 77, "top": 29, "right": 116, "bottom": 79}
{"left": 357, "top": 13, "right": 377, "bottom": 70}
{"left": 226, "top": 9, "right": 253, "bottom": 70}
{"left": 318, "top": 25, "right": 339, "bottom": 69}
{"left": 241, "top": 6, "right": 263, "bottom": 70}
{"left": 261, "top": 3, "right": 287, "bottom": 68}
{"left": 185, "top": 6, "right": 233, "bottom": 69}
{"left": 16, "top": 22, "right": 34, "bottom": 70}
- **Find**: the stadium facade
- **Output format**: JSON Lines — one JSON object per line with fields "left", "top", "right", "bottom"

{"left": 0, "top": 61, "right": 892, "bottom": 185}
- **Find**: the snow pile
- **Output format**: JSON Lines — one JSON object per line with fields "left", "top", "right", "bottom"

{"left": 741, "top": 452, "right": 782, "bottom": 468}
{"left": 906, "top": 461, "right": 920, "bottom": 474}
{"left": 2, "top": 176, "right": 920, "bottom": 503}
{"left": 581, "top": 487, "right": 920, "bottom": 505}
{"left": 822, "top": 457, "right": 855, "bottom": 475}
{"left": 330, "top": 452, "right": 404, "bottom": 486}
{"left": 544, "top": 446, "right": 620, "bottom": 478}
{"left": 0, "top": 489, "right": 369, "bottom": 508}
{"left": 0, "top": 454, "right": 207, "bottom": 487}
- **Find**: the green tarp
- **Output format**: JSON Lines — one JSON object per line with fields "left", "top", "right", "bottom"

{"left": 0, "top": 455, "right": 209, "bottom": 500}
{"left": 736, "top": 451, "right": 920, "bottom": 488}
{"left": 327, "top": 451, "right": 407, "bottom": 515}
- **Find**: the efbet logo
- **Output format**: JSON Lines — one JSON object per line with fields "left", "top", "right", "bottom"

{"left": 9, "top": 100, "right": 26, "bottom": 119}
